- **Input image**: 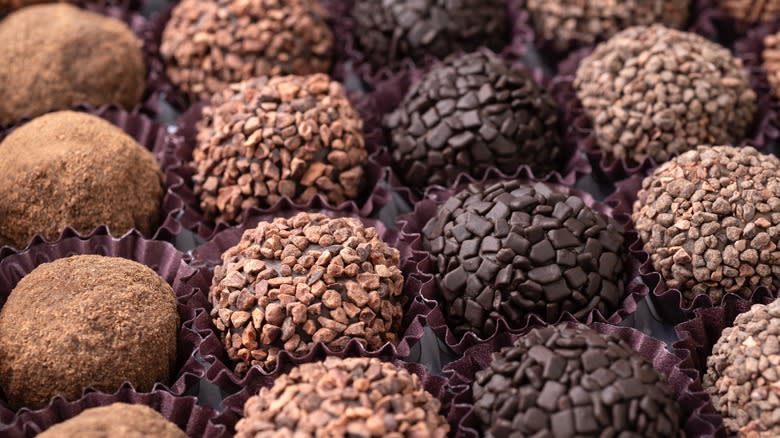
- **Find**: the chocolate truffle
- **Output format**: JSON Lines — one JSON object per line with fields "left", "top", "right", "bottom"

{"left": 763, "top": 31, "right": 780, "bottom": 100}
{"left": 422, "top": 181, "right": 626, "bottom": 338}
{"left": 705, "top": 299, "right": 780, "bottom": 436}
{"left": 575, "top": 25, "right": 756, "bottom": 164}
{"left": 527, "top": 0, "right": 690, "bottom": 53}
{"left": 384, "top": 51, "right": 562, "bottom": 190}
{"left": 719, "top": 0, "right": 780, "bottom": 23}
{"left": 192, "top": 74, "right": 367, "bottom": 224}
{"left": 0, "top": 255, "right": 178, "bottom": 409}
{"left": 0, "top": 4, "right": 145, "bottom": 125}
{"left": 351, "top": 0, "right": 508, "bottom": 69}
{"left": 472, "top": 324, "right": 682, "bottom": 437}
{"left": 632, "top": 146, "right": 780, "bottom": 305}
{"left": 235, "top": 357, "right": 449, "bottom": 437}
{"left": 0, "top": 0, "right": 72, "bottom": 14}
{"left": 37, "top": 403, "right": 186, "bottom": 438}
{"left": 0, "top": 111, "right": 163, "bottom": 248}
{"left": 160, "top": 0, "right": 332, "bottom": 102}
{"left": 208, "top": 213, "right": 404, "bottom": 374}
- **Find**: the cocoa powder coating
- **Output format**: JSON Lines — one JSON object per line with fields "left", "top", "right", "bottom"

{"left": 0, "top": 255, "right": 179, "bottom": 409}
{"left": 37, "top": 403, "right": 186, "bottom": 438}
{"left": 719, "top": 0, "right": 780, "bottom": 22}
{"left": 0, "top": 111, "right": 163, "bottom": 248}
{"left": 0, "top": 0, "right": 74, "bottom": 14}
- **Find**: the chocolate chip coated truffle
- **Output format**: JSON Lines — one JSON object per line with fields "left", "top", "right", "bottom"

{"left": 37, "top": 403, "right": 186, "bottom": 438}
{"left": 472, "top": 324, "right": 682, "bottom": 437}
{"left": 719, "top": 0, "right": 780, "bottom": 22}
{"left": 351, "top": 0, "right": 508, "bottom": 69}
{"left": 0, "top": 111, "right": 163, "bottom": 248}
{"left": 209, "top": 213, "right": 404, "bottom": 374}
{"left": 705, "top": 299, "right": 780, "bottom": 436}
{"left": 422, "top": 181, "right": 626, "bottom": 338}
{"left": 235, "top": 357, "right": 449, "bottom": 437}
{"left": 0, "top": 4, "right": 145, "bottom": 125}
{"left": 0, "top": 255, "right": 178, "bottom": 409}
{"left": 575, "top": 25, "right": 756, "bottom": 164}
{"left": 161, "top": 0, "right": 332, "bottom": 102}
{"left": 384, "top": 51, "right": 561, "bottom": 190}
{"left": 193, "top": 75, "right": 367, "bottom": 224}
{"left": 764, "top": 32, "right": 780, "bottom": 101}
{"left": 632, "top": 146, "right": 780, "bottom": 306}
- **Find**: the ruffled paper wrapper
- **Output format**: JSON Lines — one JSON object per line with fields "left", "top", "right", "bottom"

{"left": 444, "top": 320, "right": 724, "bottom": 438}
{"left": 395, "top": 174, "right": 646, "bottom": 355}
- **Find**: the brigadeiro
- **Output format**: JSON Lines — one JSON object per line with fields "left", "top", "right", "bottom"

{"left": 384, "top": 50, "right": 562, "bottom": 191}
{"left": 0, "top": 4, "right": 145, "bottom": 125}
{"left": 35, "top": 403, "right": 186, "bottom": 438}
{"left": 422, "top": 180, "right": 626, "bottom": 338}
{"left": 764, "top": 31, "right": 780, "bottom": 100}
{"left": 632, "top": 145, "right": 780, "bottom": 306}
{"left": 160, "top": 0, "right": 332, "bottom": 103}
{"left": 235, "top": 357, "right": 448, "bottom": 437}
{"left": 574, "top": 24, "right": 756, "bottom": 166}
{"left": 0, "top": 111, "right": 163, "bottom": 248}
{"left": 0, "top": 255, "right": 178, "bottom": 409}
{"left": 192, "top": 74, "right": 367, "bottom": 225}
{"left": 719, "top": 0, "right": 780, "bottom": 23}
{"left": 208, "top": 212, "right": 405, "bottom": 374}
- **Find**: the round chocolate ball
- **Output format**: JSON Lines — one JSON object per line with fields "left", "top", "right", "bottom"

{"left": 0, "top": 4, "right": 145, "bottom": 126}
{"left": 422, "top": 181, "right": 626, "bottom": 338}
{"left": 632, "top": 145, "right": 780, "bottom": 306}
{"left": 472, "top": 324, "right": 682, "bottom": 437}
{"left": 0, "top": 255, "right": 178, "bottom": 409}
{"left": 384, "top": 51, "right": 561, "bottom": 190}
{"left": 208, "top": 212, "right": 404, "bottom": 374}
{"left": 0, "top": 111, "right": 163, "bottom": 248}
{"left": 764, "top": 32, "right": 780, "bottom": 101}
{"left": 0, "top": 0, "right": 72, "bottom": 14}
{"left": 351, "top": 0, "right": 508, "bottom": 69}
{"left": 235, "top": 357, "right": 449, "bottom": 437}
{"left": 719, "top": 0, "right": 780, "bottom": 23}
{"left": 705, "top": 299, "right": 780, "bottom": 436}
{"left": 160, "top": 0, "right": 332, "bottom": 102}
{"left": 575, "top": 25, "right": 756, "bottom": 164}
{"left": 37, "top": 403, "right": 185, "bottom": 438}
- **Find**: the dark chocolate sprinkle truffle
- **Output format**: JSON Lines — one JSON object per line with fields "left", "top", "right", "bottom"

{"left": 705, "top": 299, "right": 780, "bottom": 436}
{"left": 192, "top": 74, "right": 367, "bottom": 224}
{"left": 0, "top": 255, "right": 178, "bottom": 409}
{"left": 763, "top": 32, "right": 780, "bottom": 101}
{"left": 472, "top": 324, "right": 682, "bottom": 437}
{"left": 384, "top": 51, "right": 561, "bottom": 190}
{"left": 719, "top": 0, "right": 780, "bottom": 22}
{"left": 0, "top": 4, "right": 146, "bottom": 125}
{"left": 351, "top": 0, "right": 508, "bottom": 70}
{"left": 37, "top": 403, "right": 186, "bottom": 438}
{"left": 160, "top": 0, "right": 333, "bottom": 102}
{"left": 236, "top": 357, "right": 449, "bottom": 437}
{"left": 575, "top": 25, "right": 756, "bottom": 164}
{"left": 632, "top": 146, "right": 780, "bottom": 306}
{"left": 208, "top": 213, "right": 405, "bottom": 374}
{"left": 422, "top": 181, "right": 626, "bottom": 338}
{"left": 0, "top": 111, "right": 163, "bottom": 248}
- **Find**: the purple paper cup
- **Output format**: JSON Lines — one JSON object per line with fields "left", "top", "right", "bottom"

{"left": 691, "top": 0, "right": 780, "bottom": 44}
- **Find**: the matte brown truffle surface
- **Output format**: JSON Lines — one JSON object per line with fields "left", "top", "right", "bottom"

{"left": 37, "top": 403, "right": 186, "bottom": 438}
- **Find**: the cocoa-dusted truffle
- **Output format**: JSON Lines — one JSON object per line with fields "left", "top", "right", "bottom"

{"left": 351, "top": 0, "right": 508, "bottom": 70}
{"left": 0, "top": 255, "right": 178, "bottom": 409}
{"left": 208, "top": 213, "right": 404, "bottom": 374}
{"left": 472, "top": 324, "right": 682, "bottom": 437}
{"left": 575, "top": 25, "right": 756, "bottom": 164}
{"left": 160, "top": 0, "right": 332, "bottom": 102}
{"left": 37, "top": 403, "right": 185, "bottom": 438}
{"left": 632, "top": 146, "right": 780, "bottom": 306}
{"left": 384, "top": 51, "right": 562, "bottom": 190}
{"left": 0, "top": 4, "right": 145, "bottom": 125}
{"left": 0, "top": 111, "right": 163, "bottom": 248}
{"left": 705, "top": 299, "right": 780, "bottom": 436}
{"left": 719, "top": 0, "right": 780, "bottom": 23}
{"left": 763, "top": 32, "right": 780, "bottom": 100}
{"left": 236, "top": 357, "right": 449, "bottom": 437}
{"left": 422, "top": 181, "right": 626, "bottom": 338}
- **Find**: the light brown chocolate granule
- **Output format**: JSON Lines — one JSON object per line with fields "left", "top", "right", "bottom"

{"left": 37, "top": 403, "right": 186, "bottom": 438}
{"left": 763, "top": 32, "right": 780, "bottom": 100}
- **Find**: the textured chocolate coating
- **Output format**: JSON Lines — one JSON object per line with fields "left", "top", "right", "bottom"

{"left": 384, "top": 51, "right": 561, "bottom": 190}
{"left": 208, "top": 213, "right": 404, "bottom": 374}
{"left": 37, "top": 403, "right": 186, "bottom": 438}
{"left": 0, "top": 255, "right": 178, "bottom": 409}
{"left": 0, "top": 111, "right": 163, "bottom": 248}
{"left": 422, "top": 181, "right": 626, "bottom": 338}
{"left": 472, "top": 324, "right": 682, "bottom": 437}
{"left": 192, "top": 75, "right": 367, "bottom": 224}
{"left": 719, "top": 0, "right": 780, "bottom": 22}
{"left": 160, "top": 0, "right": 332, "bottom": 102}
{"left": 236, "top": 357, "right": 448, "bottom": 437}
{"left": 632, "top": 146, "right": 780, "bottom": 306}
{"left": 764, "top": 32, "right": 780, "bottom": 101}
{"left": 0, "top": 4, "right": 145, "bottom": 125}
